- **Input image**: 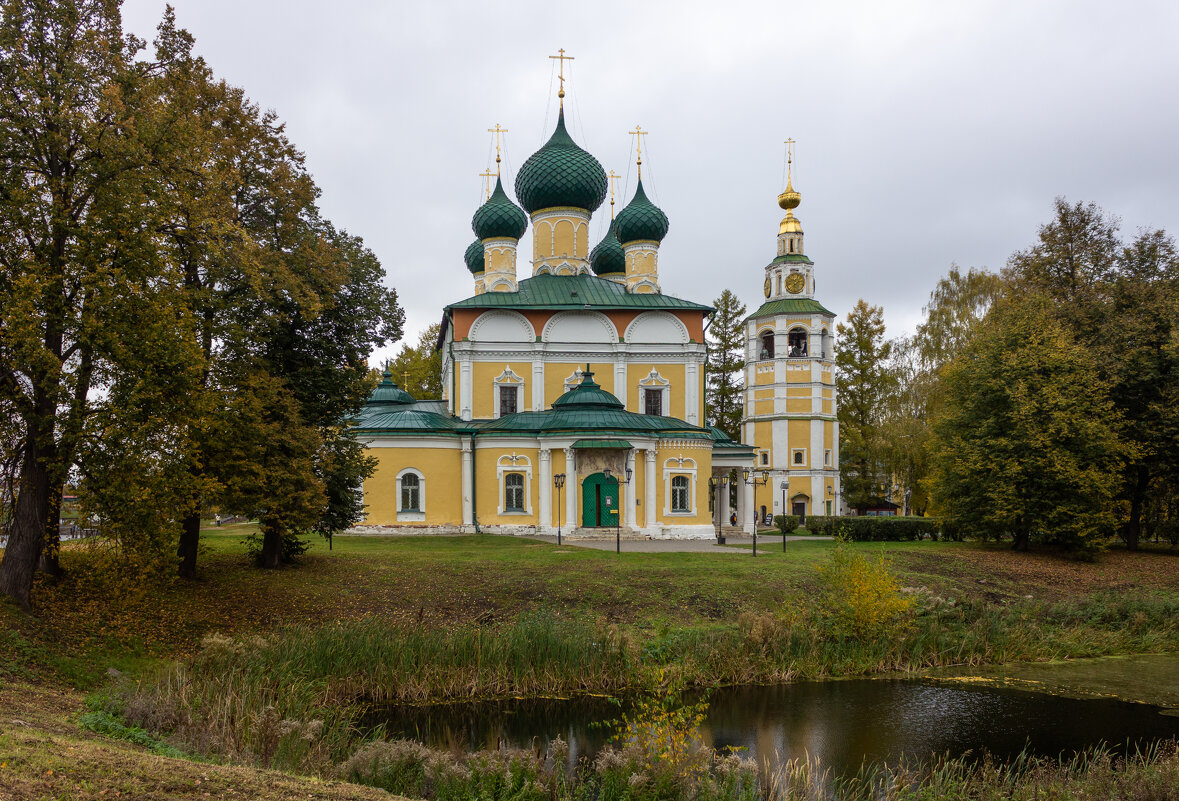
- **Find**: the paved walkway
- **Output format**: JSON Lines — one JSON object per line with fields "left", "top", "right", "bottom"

{"left": 523, "top": 533, "right": 829, "bottom": 553}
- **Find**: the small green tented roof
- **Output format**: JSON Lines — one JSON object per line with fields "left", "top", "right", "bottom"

{"left": 746, "top": 297, "right": 835, "bottom": 320}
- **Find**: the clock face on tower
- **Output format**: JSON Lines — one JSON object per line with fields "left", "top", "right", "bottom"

{"left": 763, "top": 277, "right": 772, "bottom": 298}
{"left": 785, "top": 272, "right": 806, "bottom": 294}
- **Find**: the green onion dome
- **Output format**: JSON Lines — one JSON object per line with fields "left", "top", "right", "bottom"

{"left": 368, "top": 370, "right": 416, "bottom": 405}
{"left": 464, "top": 239, "right": 484, "bottom": 274}
{"left": 589, "top": 221, "right": 625, "bottom": 276}
{"left": 471, "top": 176, "right": 528, "bottom": 241}
{"left": 514, "top": 109, "right": 608, "bottom": 214}
{"left": 614, "top": 179, "right": 669, "bottom": 245}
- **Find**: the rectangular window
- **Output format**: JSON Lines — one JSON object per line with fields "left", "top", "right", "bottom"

{"left": 793, "top": 450, "right": 805, "bottom": 465}
{"left": 824, "top": 449, "right": 832, "bottom": 466}
{"left": 643, "top": 388, "right": 663, "bottom": 416}
{"left": 760, "top": 451, "right": 769, "bottom": 466}
{"left": 504, "top": 472, "right": 525, "bottom": 512}
{"left": 499, "top": 385, "right": 518, "bottom": 416}
{"left": 671, "top": 475, "right": 690, "bottom": 513}
{"left": 400, "top": 474, "right": 421, "bottom": 511}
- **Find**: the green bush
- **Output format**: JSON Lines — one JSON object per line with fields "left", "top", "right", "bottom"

{"left": 771, "top": 515, "right": 800, "bottom": 533}
{"left": 833, "top": 516, "right": 941, "bottom": 541}
{"left": 800, "top": 515, "right": 839, "bottom": 536}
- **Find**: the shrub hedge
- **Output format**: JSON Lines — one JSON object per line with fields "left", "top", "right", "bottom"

{"left": 774, "top": 515, "right": 943, "bottom": 541}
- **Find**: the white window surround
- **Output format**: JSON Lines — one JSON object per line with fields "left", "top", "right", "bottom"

{"left": 563, "top": 368, "right": 584, "bottom": 393}
{"left": 493, "top": 366, "right": 525, "bottom": 418}
{"left": 792, "top": 449, "right": 807, "bottom": 466}
{"left": 662, "top": 457, "right": 698, "bottom": 517}
{"left": 638, "top": 369, "right": 671, "bottom": 417}
{"left": 395, "top": 467, "right": 425, "bottom": 522}
{"left": 496, "top": 454, "right": 533, "bottom": 515}
{"left": 824, "top": 449, "right": 832, "bottom": 466}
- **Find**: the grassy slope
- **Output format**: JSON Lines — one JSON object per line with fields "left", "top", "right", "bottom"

{"left": 2, "top": 528, "right": 1178, "bottom": 798}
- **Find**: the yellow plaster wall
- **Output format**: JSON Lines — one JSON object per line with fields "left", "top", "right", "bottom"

{"left": 626, "top": 362, "right": 685, "bottom": 418}
{"left": 753, "top": 367, "right": 775, "bottom": 386}
{"left": 788, "top": 420, "right": 810, "bottom": 465}
{"left": 654, "top": 445, "right": 713, "bottom": 526}
{"left": 542, "top": 362, "right": 616, "bottom": 409}
{"left": 786, "top": 398, "right": 811, "bottom": 414}
{"left": 475, "top": 446, "right": 540, "bottom": 526}
{"left": 752, "top": 421, "right": 772, "bottom": 456}
{"left": 471, "top": 361, "right": 532, "bottom": 418}
{"left": 363, "top": 445, "right": 462, "bottom": 526}
{"left": 786, "top": 477, "right": 815, "bottom": 513}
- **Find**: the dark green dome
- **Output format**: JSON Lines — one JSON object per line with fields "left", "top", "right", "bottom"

{"left": 614, "top": 179, "right": 669, "bottom": 244}
{"left": 471, "top": 176, "right": 528, "bottom": 241}
{"left": 368, "top": 370, "right": 416, "bottom": 405}
{"left": 590, "top": 221, "right": 625, "bottom": 276}
{"left": 514, "top": 110, "right": 607, "bottom": 214}
{"left": 550, "top": 367, "right": 623, "bottom": 410}
{"left": 464, "top": 239, "right": 484, "bottom": 273}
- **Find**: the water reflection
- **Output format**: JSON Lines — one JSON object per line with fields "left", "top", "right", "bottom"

{"left": 374, "top": 679, "right": 1179, "bottom": 776}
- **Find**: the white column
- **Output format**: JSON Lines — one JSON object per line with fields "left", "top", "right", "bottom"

{"left": 461, "top": 438, "right": 473, "bottom": 526}
{"left": 743, "top": 480, "right": 755, "bottom": 534}
{"left": 614, "top": 360, "right": 627, "bottom": 407}
{"left": 460, "top": 359, "right": 473, "bottom": 421}
{"left": 532, "top": 361, "right": 545, "bottom": 411}
{"left": 625, "top": 450, "right": 637, "bottom": 529}
{"left": 564, "top": 447, "right": 578, "bottom": 530}
{"left": 538, "top": 448, "right": 552, "bottom": 531}
{"left": 685, "top": 361, "right": 699, "bottom": 425}
{"left": 644, "top": 449, "right": 657, "bottom": 530}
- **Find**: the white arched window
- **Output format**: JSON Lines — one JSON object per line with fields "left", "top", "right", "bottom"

{"left": 662, "top": 457, "right": 698, "bottom": 516}
{"left": 787, "top": 327, "right": 808, "bottom": 358}
{"left": 638, "top": 369, "right": 670, "bottom": 417}
{"left": 671, "top": 476, "right": 690, "bottom": 513}
{"left": 396, "top": 468, "right": 425, "bottom": 522}
{"left": 496, "top": 454, "right": 533, "bottom": 515}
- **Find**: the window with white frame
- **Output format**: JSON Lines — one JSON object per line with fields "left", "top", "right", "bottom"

{"left": 759, "top": 450, "right": 769, "bottom": 466}
{"left": 395, "top": 468, "right": 426, "bottom": 522}
{"left": 824, "top": 449, "right": 832, "bottom": 466}
{"left": 671, "top": 476, "right": 690, "bottom": 513}
{"left": 496, "top": 454, "right": 533, "bottom": 514}
{"left": 639, "top": 369, "right": 670, "bottom": 417}
{"left": 793, "top": 449, "right": 806, "bottom": 465}
{"left": 504, "top": 473, "right": 525, "bottom": 512}
{"left": 492, "top": 367, "right": 524, "bottom": 418}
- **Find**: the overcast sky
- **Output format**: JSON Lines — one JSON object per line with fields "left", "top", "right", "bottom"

{"left": 121, "top": 0, "right": 1179, "bottom": 364}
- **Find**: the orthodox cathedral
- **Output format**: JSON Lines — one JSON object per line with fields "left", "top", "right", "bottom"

{"left": 351, "top": 60, "right": 838, "bottom": 538}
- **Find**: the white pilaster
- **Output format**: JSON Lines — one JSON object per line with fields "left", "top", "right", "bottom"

{"left": 539, "top": 448, "right": 552, "bottom": 531}
{"left": 461, "top": 438, "right": 473, "bottom": 525}
{"left": 614, "top": 361, "right": 627, "bottom": 407}
{"left": 460, "top": 359, "right": 473, "bottom": 421}
{"left": 685, "top": 361, "right": 699, "bottom": 425}
{"left": 625, "top": 450, "right": 637, "bottom": 528}
{"left": 644, "top": 448, "right": 657, "bottom": 530}
{"left": 743, "top": 480, "right": 755, "bottom": 534}
{"left": 532, "top": 361, "right": 545, "bottom": 411}
{"left": 565, "top": 447, "right": 578, "bottom": 530}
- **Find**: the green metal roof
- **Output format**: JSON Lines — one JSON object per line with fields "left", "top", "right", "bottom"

{"left": 708, "top": 426, "right": 756, "bottom": 451}
{"left": 746, "top": 297, "right": 835, "bottom": 320}
{"left": 550, "top": 369, "right": 623, "bottom": 410}
{"left": 615, "top": 179, "right": 669, "bottom": 245}
{"left": 472, "top": 176, "right": 528, "bottom": 241}
{"left": 769, "top": 253, "right": 814, "bottom": 266}
{"left": 514, "top": 109, "right": 608, "bottom": 214}
{"left": 446, "top": 273, "right": 713, "bottom": 314}
{"left": 367, "top": 371, "right": 417, "bottom": 405}
{"left": 571, "top": 438, "right": 633, "bottom": 449}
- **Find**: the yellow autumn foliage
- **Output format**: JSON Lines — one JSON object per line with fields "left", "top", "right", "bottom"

{"left": 816, "top": 540, "right": 914, "bottom": 641}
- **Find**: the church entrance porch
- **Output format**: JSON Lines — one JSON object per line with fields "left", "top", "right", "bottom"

{"left": 581, "top": 472, "right": 619, "bottom": 528}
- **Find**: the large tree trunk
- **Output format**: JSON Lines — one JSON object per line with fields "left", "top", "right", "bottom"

{"left": 258, "top": 519, "right": 282, "bottom": 569}
{"left": 36, "top": 488, "right": 63, "bottom": 578}
{"left": 178, "top": 510, "right": 201, "bottom": 579}
{"left": 0, "top": 445, "right": 52, "bottom": 611}
{"left": 1124, "top": 464, "right": 1149, "bottom": 552}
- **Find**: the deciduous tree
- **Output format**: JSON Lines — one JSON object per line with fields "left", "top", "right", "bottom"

{"left": 387, "top": 323, "right": 442, "bottom": 400}
{"left": 835, "top": 300, "right": 895, "bottom": 513}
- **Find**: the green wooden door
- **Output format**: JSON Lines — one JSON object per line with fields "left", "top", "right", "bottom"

{"left": 581, "top": 472, "right": 619, "bottom": 527}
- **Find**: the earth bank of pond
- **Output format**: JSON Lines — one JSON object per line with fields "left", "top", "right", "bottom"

{"left": 371, "top": 654, "right": 1179, "bottom": 776}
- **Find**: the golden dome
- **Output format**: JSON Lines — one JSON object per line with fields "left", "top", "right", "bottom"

{"left": 779, "top": 213, "right": 803, "bottom": 234}
{"left": 777, "top": 178, "right": 801, "bottom": 212}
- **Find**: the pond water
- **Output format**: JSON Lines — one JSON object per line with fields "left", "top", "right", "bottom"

{"left": 374, "top": 672, "right": 1179, "bottom": 776}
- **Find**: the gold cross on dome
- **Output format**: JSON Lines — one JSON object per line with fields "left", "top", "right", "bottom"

{"left": 402, "top": 370, "right": 410, "bottom": 387}
{"left": 629, "top": 125, "right": 648, "bottom": 179}
{"left": 487, "top": 124, "right": 508, "bottom": 173}
{"left": 479, "top": 169, "right": 495, "bottom": 200}
{"left": 549, "top": 48, "right": 574, "bottom": 105}
{"left": 608, "top": 170, "right": 621, "bottom": 218}
{"left": 784, "top": 137, "right": 795, "bottom": 181}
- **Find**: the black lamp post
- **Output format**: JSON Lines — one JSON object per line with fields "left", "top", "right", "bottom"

{"left": 781, "top": 480, "right": 789, "bottom": 552}
{"left": 603, "top": 466, "right": 632, "bottom": 554}
{"left": 554, "top": 472, "right": 566, "bottom": 545}
{"left": 742, "top": 467, "right": 769, "bottom": 557}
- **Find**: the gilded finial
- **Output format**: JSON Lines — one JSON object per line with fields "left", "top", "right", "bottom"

{"left": 549, "top": 48, "right": 574, "bottom": 108}
{"left": 487, "top": 124, "right": 508, "bottom": 176}
{"left": 608, "top": 171, "right": 621, "bottom": 219}
{"left": 479, "top": 168, "right": 495, "bottom": 201}
{"left": 778, "top": 137, "right": 801, "bottom": 213}
{"left": 629, "top": 125, "right": 647, "bottom": 180}
{"left": 402, "top": 370, "right": 410, "bottom": 387}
